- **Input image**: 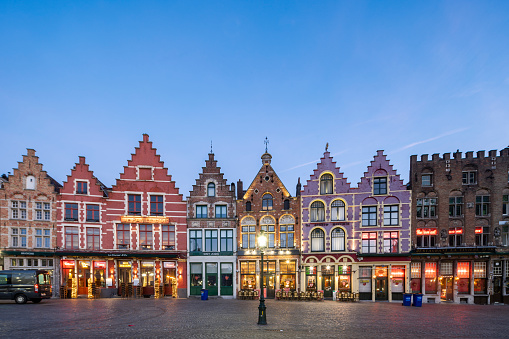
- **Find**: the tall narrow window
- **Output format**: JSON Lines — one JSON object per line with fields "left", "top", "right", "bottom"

{"left": 205, "top": 230, "right": 218, "bottom": 252}
{"left": 362, "top": 206, "right": 377, "bottom": 226}
{"left": 320, "top": 173, "right": 333, "bottom": 195}
{"left": 283, "top": 199, "right": 290, "bottom": 210}
{"left": 86, "top": 204, "right": 100, "bottom": 222}
{"left": 310, "top": 201, "right": 325, "bottom": 222}
{"left": 87, "top": 228, "right": 100, "bottom": 250}
{"left": 196, "top": 205, "right": 207, "bottom": 218}
{"left": 65, "top": 227, "right": 79, "bottom": 249}
{"left": 361, "top": 232, "right": 377, "bottom": 253}
{"left": 262, "top": 194, "right": 273, "bottom": 211}
{"left": 383, "top": 231, "right": 398, "bottom": 253}
{"left": 331, "top": 228, "right": 345, "bottom": 251}
{"left": 331, "top": 200, "right": 345, "bottom": 221}
{"left": 215, "top": 205, "right": 227, "bottom": 218}
{"left": 162, "top": 225, "right": 175, "bottom": 250}
{"left": 128, "top": 195, "right": 141, "bottom": 215}
{"left": 150, "top": 195, "right": 163, "bottom": 216}
{"left": 220, "top": 229, "right": 233, "bottom": 252}
{"left": 260, "top": 217, "right": 275, "bottom": 248}
{"left": 475, "top": 226, "right": 490, "bottom": 246}
{"left": 116, "top": 224, "right": 130, "bottom": 249}
{"left": 76, "top": 181, "right": 88, "bottom": 194}
{"left": 11, "top": 228, "right": 27, "bottom": 247}
{"left": 503, "top": 195, "right": 508, "bottom": 215}
{"left": 65, "top": 203, "right": 79, "bottom": 221}
{"left": 416, "top": 198, "right": 437, "bottom": 218}
{"left": 241, "top": 226, "right": 256, "bottom": 249}
{"left": 374, "top": 177, "right": 387, "bottom": 195}
{"left": 190, "top": 230, "right": 202, "bottom": 252}
{"left": 279, "top": 216, "right": 295, "bottom": 248}
{"left": 449, "top": 197, "right": 463, "bottom": 217}
{"left": 11, "top": 201, "right": 27, "bottom": 220}
{"left": 449, "top": 227, "right": 463, "bottom": 247}
{"left": 475, "top": 195, "right": 490, "bottom": 216}
{"left": 383, "top": 205, "right": 399, "bottom": 226}
{"left": 139, "top": 224, "right": 153, "bottom": 249}
{"left": 245, "top": 201, "right": 252, "bottom": 212}
{"left": 207, "top": 182, "right": 215, "bottom": 197}
{"left": 311, "top": 229, "right": 325, "bottom": 252}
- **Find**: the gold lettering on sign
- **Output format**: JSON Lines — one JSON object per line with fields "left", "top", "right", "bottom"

{"left": 120, "top": 216, "right": 170, "bottom": 224}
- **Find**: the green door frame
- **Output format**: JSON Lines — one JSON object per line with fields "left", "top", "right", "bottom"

{"left": 220, "top": 262, "right": 233, "bottom": 296}
{"left": 190, "top": 263, "right": 203, "bottom": 296}
{"left": 206, "top": 263, "right": 218, "bottom": 296}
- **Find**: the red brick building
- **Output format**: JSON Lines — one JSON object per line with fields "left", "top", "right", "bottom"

{"left": 236, "top": 150, "right": 301, "bottom": 299}
{"left": 0, "top": 149, "right": 61, "bottom": 294}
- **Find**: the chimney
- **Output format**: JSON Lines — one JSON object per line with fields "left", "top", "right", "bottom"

{"left": 237, "top": 180, "right": 243, "bottom": 200}
{"left": 296, "top": 177, "right": 301, "bottom": 196}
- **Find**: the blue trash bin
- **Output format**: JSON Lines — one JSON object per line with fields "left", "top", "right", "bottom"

{"left": 412, "top": 293, "right": 423, "bottom": 307}
{"left": 201, "top": 289, "right": 208, "bottom": 300}
{"left": 402, "top": 293, "right": 412, "bottom": 306}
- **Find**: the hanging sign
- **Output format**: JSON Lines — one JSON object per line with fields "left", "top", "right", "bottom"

{"left": 62, "top": 260, "right": 75, "bottom": 268}
{"left": 94, "top": 261, "right": 106, "bottom": 269}
{"left": 164, "top": 262, "right": 176, "bottom": 269}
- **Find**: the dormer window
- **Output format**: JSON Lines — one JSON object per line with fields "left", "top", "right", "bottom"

{"left": 262, "top": 193, "right": 273, "bottom": 211}
{"left": 320, "top": 174, "right": 333, "bottom": 195}
{"left": 207, "top": 182, "right": 215, "bottom": 197}
{"left": 374, "top": 177, "right": 387, "bottom": 195}
{"left": 26, "top": 175, "right": 36, "bottom": 190}
{"left": 76, "top": 181, "right": 88, "bottom": 194}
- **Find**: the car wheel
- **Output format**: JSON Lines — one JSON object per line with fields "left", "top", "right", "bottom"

{"left": 31, "top": 298, "right": 42, "bottom": 303}
{"left": 15, "top": 294, "right": 28, "bottom": 304}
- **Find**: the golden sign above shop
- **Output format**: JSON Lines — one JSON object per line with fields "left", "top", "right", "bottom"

{"left": 120, "top": 216, "right": 170, "bottom": 224}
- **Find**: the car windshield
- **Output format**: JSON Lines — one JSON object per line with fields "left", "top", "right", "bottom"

{"left": 38, "top": 273, "right": 51, "bottom": 285}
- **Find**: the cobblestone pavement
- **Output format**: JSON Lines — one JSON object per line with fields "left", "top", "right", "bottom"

{"left": 1, "top": 298, "right": 508, "bottom": 338}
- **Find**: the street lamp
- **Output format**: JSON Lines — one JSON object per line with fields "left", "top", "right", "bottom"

{"left": 257, "top": 232, "right": 268, "bottom": 325}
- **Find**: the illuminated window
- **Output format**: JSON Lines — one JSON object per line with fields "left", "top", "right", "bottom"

{"left": 424, "top": 262, "right": 437, "bottom": 294}
{"left": 493, "top": 261, "right": 502, "bottom": 276}
{"left": 410, "top": 262, "right": 421, "bottom": 293}
{"left": 241, "top": 226, "right": 256, "bottom": 249}
{"left": 331, "top": 200, "right": 345, "bottom": 221}
{"left": 262, "top": 194, "right": 273, "bottom": 211}
{"left": 240, "top": 261, "right": 256, "bottom": 290}
{"left": 320, "top": 173, "right": 333, "bottom": 195}
{"left": 86, "top": 204, "right": 100, "bottom": 222}
{"left": 128, "top": 194, "right": 141, "bottom": 215}
{"left": 475, "top": 195, "right": 490, "bottom": 216}
{"left": 11, "top": 228, "right": 27, "bottom": 248}
{"left": 87, "top": 228, "right": 100, "bottom": 250}
{"left": 331, "top": 228, "right": 345, "bottom": 251}
{"left": 261, "top": 217, "right": 275, "bottom": 249}
{"left": 11, "top": 200, "right": 27, "bottom": 220}
{"left": 196, "top": 205, "right": 207, "bottom": 218}
{"left": 65, "top": 226, "right": 79, "bottom": 249}
{"left": 448, "top": 227, "right": 463, "bottom": 247}
{"left": 65, "top": 203, "right": 79, "bottom": 221}
{"left": 462, "top": 171, "right": 477, "bottom": 185}
{"left": 457, "top": 262, "right": 470, "bottom": 294}
{"left": 475, "top": 226, "right": 490, "bottom": 246}
{"left": 373, "top": 177, "right": 387, "bottom": 195}
{"left": 416, "top": 228, "right": 437, "bottom": 247}
{"left": 361, "top": 232, "right": 377, "bottom": 253}
{"left": 207, "top": 182, "right": 215, "bottom": 197}
{"left": 162, "top": 225, "right": 175, "bottom": 250}
{"left": 189, "top": 230, "right": 202, "bottom": 252}
{"left": 150, "top": 195, "right": 163, "bottom": 216}
{"left": 416, "top": 198, "right": 437, "bottom": 218}
{"left": 139, "top": 224, "right": 153, "bottom": 249}
{"left": 362, "top": 206, "right": 377, "bottom": 226}
{"left": 311, "top": 229, "right": 325, "bottom": 252}
{"left": 76, "top": 181, "right": 88, "bottom": 194}
{"left": 310, "top": 201, "right": 325, "bottom": 222}
{"left": 383, "top": 231, "right": 398, "bottom": 253}
{"left": 116, "top": 224, "right": 130, "bottom": 249}
{"left": 449, "top": 197, "right": 463, "bottom": 217}
{"left": 474, "top": 262, "right": 487, "bottom": 294}
{"left": 280, "top": 216, "right": 295, "bottom": 249}
{"left": 383, "top": 205, "right": 399, "bottom": 226}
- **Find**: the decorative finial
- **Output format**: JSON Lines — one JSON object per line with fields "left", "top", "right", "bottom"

{"left": 326, "top": 142, "right": 329, "bottom": 152}
{"left": 264, "top": 137, "right": 269, "bottom": 153}
{"left": 210, "top": 140, "right": 213, "bottom": 154}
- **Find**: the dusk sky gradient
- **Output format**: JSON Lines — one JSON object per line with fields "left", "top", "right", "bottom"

{"left": 1, "top": 1, "right": 508, "bottom": 196}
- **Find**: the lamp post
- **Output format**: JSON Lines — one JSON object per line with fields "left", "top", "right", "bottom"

{"left": 257, "top": 232, "right": 267, "bottom": 325}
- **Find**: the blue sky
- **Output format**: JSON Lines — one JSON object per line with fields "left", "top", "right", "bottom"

{"left": 1, "top": 1, "right": 508, "bottom": 195}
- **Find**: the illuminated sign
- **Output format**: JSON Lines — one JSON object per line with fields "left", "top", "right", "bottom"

{"left": 448, "top": 228, "right": 463, "bottom": 235}
{"left": 475, "top": 227, "right": 483, "bottom": 234}
{"left": 94, "top": 261, "right": 106, "bottom": 269}
{"left": 120, "top": 216, "right": 169, "bottom": 224}
{"left": 416, "top": 228, "right": 438, "bottom": 236}
{"left": 119, "top": 261, "right": 131, "bottom": 268}
{"left": 62, "top": 260, "right": 75, "bottom": 268}
{"left": 163, "top": 262, "right": 176, "bottom": 269}
{"left": 142, "top": 262, "right": 154, "bottom": 267}
{"left": 80, "top": 262, "right": 89, "bottom": 268}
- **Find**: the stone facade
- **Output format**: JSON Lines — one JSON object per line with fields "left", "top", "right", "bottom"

{"left": 186, "top": 152, "right": 237, "bottom": 297}
{"left": 236, "top": 151, "right": 301, "bottom": 299}
{"left": 409, "top": 148, "right": 509, "bottom": 304}
{"left": 0, "top": 149, "right": 61, "bottom": 294}
{"left": 301, "top": 149, "right": 411, "bottom": 301}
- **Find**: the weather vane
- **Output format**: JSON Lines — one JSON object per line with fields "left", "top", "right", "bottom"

{"left": 264, "top": 137, "right": 269, "bottom": 153}
{"left": 210, "top": 140, "right": 213, "bottom": 154}
{"left": 326, "top": 142, "right": 329, "bottom": 152}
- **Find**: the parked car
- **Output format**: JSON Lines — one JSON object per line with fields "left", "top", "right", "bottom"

{"left": 0, "top": 270, "right": 52, "bottom": 304}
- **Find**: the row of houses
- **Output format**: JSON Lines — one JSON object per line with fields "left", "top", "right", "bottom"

{"left": 1, "top": 134, "right": 508, "bottom": 304}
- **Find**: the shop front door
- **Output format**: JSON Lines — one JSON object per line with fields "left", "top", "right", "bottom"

{"left": 206, "top": 263, "right": 218, "bottom": 296}
{"left": 163, "top": 267, "right": 176, "bottom": 296}
{"left": 441, "top": 278, "right": 453, "bottom": 301}
{"left": 77, "top": 261, "right": 90, "bottom": 295}
{"left": 375, "top": 277, "right": 388, "bottom": 301}
{"left": 322, "top": 274, "right": 335, "bottom": 298}
{"left": 263, "top": 274, "right": 275, "bottom": 299}
{"left": 118, "top": 266, "right": 132, "bottom": 296}
{"left": 492, "top": 277, "right": 503, "bottom": 303}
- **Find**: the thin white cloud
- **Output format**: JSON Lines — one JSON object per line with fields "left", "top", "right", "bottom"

{"left": 389, "top": 128, "right": 469, "bottom": 155}
{"left": 280, "top": 151, "right": 347, "bottom": 173}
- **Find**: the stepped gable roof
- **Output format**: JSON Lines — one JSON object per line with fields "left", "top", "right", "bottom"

{"left": 242, "top": 152, "right": 291, "bottom": 200}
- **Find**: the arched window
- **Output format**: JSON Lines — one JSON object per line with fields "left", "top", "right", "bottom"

{"left": 241, "top": 217, "right": 256, "bottom": 249}
{"left": 331, "top": 228, "right": 345, "bottom": 251}
{"left": 310, "top": 201, "right": 325, "bottom": 222}
{"left": 207, "top": 182, "right": 215, "bottom": 197}
{"left": 311, "top": 229, "right": 325, "bottom": 252}
{"left": 283, "top": 199, "right": 290, "bottom": 210}
{"left": 331, "top": 200, "right": 345, "bottom": 221}
{"left": 245, "top": 201, "right": 252, "bottom": 212}
{"left": 260, "top": 216, "right": 275, "bottom": 248}
{"left": 320, "top": 173, "right": 333, "bottom": 195}
{"left": 262, "top": 193, "right": 273, "bottom": 211}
